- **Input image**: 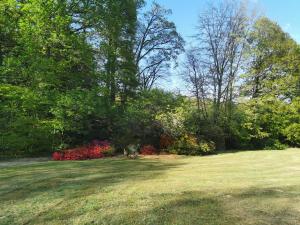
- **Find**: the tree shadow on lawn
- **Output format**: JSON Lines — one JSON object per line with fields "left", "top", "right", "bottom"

{"left": 0, "top": 158, "right": 185, "bottom": 204}
{"left": 100, "top": 186, "right": 300, "bottom": 225}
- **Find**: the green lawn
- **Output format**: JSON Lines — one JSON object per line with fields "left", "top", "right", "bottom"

{"left": 1, "top": 149, "right": 300, "bottom": 225}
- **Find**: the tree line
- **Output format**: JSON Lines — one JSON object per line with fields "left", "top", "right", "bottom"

{"left": 0, "top": 0, "right": 299, "bottom": 157}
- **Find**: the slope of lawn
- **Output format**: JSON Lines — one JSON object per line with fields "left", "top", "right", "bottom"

{"left": 1, "top": 149, "right": 300, "bottom": 225}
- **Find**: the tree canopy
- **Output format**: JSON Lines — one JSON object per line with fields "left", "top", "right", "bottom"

{"left": 0, "top": 0, "right": 299, "bottom": 157}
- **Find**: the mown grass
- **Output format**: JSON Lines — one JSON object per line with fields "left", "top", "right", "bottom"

{"left": 1, "top": 149, "right": 300, "bottom": 225}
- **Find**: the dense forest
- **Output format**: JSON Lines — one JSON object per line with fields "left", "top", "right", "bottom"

{"left": 0, "top": 0, "right": 299, "bottom": 158}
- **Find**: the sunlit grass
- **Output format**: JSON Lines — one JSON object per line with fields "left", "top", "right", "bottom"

{"left": 1, "top": 149, "right": 300, "bottom": 225}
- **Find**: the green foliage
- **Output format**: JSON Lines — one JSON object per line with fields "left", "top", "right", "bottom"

{"left": 94, "top": 0, "right": 139, "bottom": 104}
{"left": 156, "top": 97, "right": 188, "bottom": 137}
{"left": 112, "top": 89, "right": 182, "bottom": 149}
{"left": 240, "top": 17, "right": 300, "bottom": 149}
{"left": 244, "top": 17, "right": 300, "bottom": 99}
{"left": 264, "top": 140, "right": 288, "bottom": 150}
{"left": 283, "top": 124, "right": 300, "bottom": 146}
{"left": 241, "top": 96, "right": 300, "bottom": 149}
{"left": 198, "top": 140, "right": 216, "bottom": 154}
{"left": 0, "top": 84, "right": 56, "bottom": 156}
{"left": 0, "top": 0, "right": 299, "bottom": 157}
{"left": 102, "top": 146, "right": 116, "bottom": 157}
{"left": 181, "top": 108, "right": 226, "bottom": 150}
{"left": 50, "top": 88, "right": 107, "bottom": 146}
{"left": 282, "top": 98, "right": 300, "bottom": 146}
{"left": 168, "top": 134, "right": 215, "bottom": 156}
{"left": 0, "top": 0, "right": 99, "bottom": 157}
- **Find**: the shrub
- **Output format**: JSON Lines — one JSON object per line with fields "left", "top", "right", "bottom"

{"left": 52, "top": 146, "right": 103, "bottom": 160}
{"left": 198, "top": 140, "right": 216, "bottom": 155}
{"left": 168, "top": 135, "right": 215, "bottom": 156}
{"left": 283, "top": 123, "right": 300, "bottom": 146}
{"left": 102, "top": 146, "right": 115, "bottom": 157}
{"left": 264, "top": 140, "right": 288, "bottom": 150}
{"left": 159, "top": 133, "right": 174, "bottom": 149}
{"left": 168, "top": 135, "right": 199, "bottom": 155}
{"left": 52, "top": 152, "right": 63, "bottom": 160}
{"left": 52, "top": 140, "right": 114, "bottom": 160}
{"left": 140, "top": 145, "right": 157, "bottom": 155}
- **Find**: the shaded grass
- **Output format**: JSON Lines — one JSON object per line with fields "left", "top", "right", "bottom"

{"left": 0, "top": 149, "right": 300, "bottom": 225}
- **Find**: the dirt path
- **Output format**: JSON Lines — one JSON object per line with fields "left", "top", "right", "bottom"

{"left": 0, "top": 157, "right": 51, "bottom": 168}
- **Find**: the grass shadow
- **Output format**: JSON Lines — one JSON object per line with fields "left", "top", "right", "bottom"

{"left": 0, "top": 158, "right": 185, "bottom": 203}
{"left": 99, "top": 186, "right": 300, "bottom": 225}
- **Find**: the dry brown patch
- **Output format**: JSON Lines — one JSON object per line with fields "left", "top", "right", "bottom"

{"left": 139, "top": 154, "right": 181, "bottom": 160}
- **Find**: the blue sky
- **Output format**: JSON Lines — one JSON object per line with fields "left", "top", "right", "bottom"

{"left": 145, "top": 0, "right": 300, "bottom": 91}
{"left": 150, "top": 0, "right": 300, "bottom": 43}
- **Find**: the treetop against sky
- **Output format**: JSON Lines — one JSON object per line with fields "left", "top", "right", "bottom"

{"left": 148, "top": 0, "right": 300, "bottom": 92}
{"left": 151, "top": 0, "right": 300, "bottom": 43}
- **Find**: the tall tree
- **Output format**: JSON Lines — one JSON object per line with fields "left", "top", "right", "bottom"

{"left": 244, "top": 17, "right": 300, "bottom": 100}
{"left": 195, "top": 0, "right": 249, "bottom": 122}
{"left": 242, "top": 17, "right": 300, "bottom": 148}
{"left": 1, "top": 0, "right": 95, "bottom": 89}
{"left": 182, "top": 49, "right": 209, "bottom": 119}
{"left": 94, "top": 0, "right": 140, "bottom": 105}
{"left": 0, "top": 0, "right": 97, "bottom": 154}
{"left": 135, "top": 2, "right": 184, "bottom": 90}
{"left": 67, "top": 0, "right": 141, "bottom": 105}
{"left": 0, "top": 0, "right": 19, "bottom": 67}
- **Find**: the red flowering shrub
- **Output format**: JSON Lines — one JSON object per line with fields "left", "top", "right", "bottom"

{"left": 140, "top": 145, "right": 157, "bottom": 155}
{"left": 52, "top": 140, "right": 113, "bottom": 161}
{"left": 52, "top": 151, "right": 63, "bottom": 160}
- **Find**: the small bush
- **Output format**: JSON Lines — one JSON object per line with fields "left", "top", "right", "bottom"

{"left": 168, "top": 135, "right": 215, "bottom": 156}
{"left": 52, "top": 152, "right": 64, "bottom": 160}
{"left": 167, "top": 135, "right": 198, "bottom": 155}
{"left": 160, "top": 133, "right": 174, "bottom": 149}
{"left": 102, "top": 146, "right": 115, "bottom": 157}
{"left": 140, "top": 145, "right": 157, "bottom": 155}
{"left": 283, "top": 123, "right": 300, "bottom": 146}
{"left": 264, "top": 140, "right": 288, "bottom": 150}
{"left": 52, "top": 140, "right": 113, "bottom": 160}
{"left": 198, "top": 140, "right": 216, "bottom": 155}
